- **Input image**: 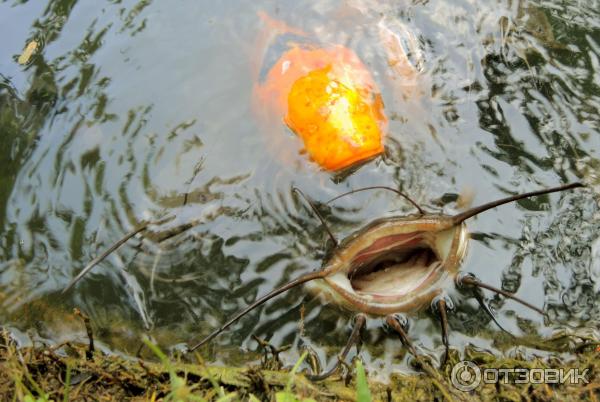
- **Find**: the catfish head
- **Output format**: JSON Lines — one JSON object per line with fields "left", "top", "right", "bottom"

{"left": 311, "top": 213, "right": 468, "bottom": 315}
{"left": 190, "top": 181, "right": 584, "bottom": 351}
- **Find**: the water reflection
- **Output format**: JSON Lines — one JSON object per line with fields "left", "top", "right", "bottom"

{"left": 0, "top": 0, "right": 599, "bottom": 377}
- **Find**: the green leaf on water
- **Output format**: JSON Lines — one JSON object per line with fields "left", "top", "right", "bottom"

{"left": 355, "top": 360, "right": 372, "bottom": 402}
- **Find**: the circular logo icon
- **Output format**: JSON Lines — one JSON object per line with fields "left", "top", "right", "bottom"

{"left": 451, "top": 361, "right": 481, "bottom": 391}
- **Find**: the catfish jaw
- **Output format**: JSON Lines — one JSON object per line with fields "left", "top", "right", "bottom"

{"left": 309, "top": 214, "right": 468, "bottom": 316}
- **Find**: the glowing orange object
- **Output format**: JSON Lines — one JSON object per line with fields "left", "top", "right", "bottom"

{"left": 253, "top": 14, "right": 387, "bottom": 171}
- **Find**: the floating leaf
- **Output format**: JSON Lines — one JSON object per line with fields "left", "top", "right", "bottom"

{"left": 18, "top": 40, "right": 38, "bottom": 65}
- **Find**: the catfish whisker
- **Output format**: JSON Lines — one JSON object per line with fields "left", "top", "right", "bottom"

{"left": 326, "top": 186, "right": 424, "bottom": 215}
{"left": 452, "top": 182, "right": 584, "bottom": 225}
{"left": 459, "top": 274, "right": 544, "bottom": 315}
{"left": 62, "top": 215, "right": 174, "bottom": 294}
{"left": 473, "top": 293, "right": 515, "bottom": 338}
{"left": 293, "top": 187, "right": 338, "bottom": 246}
{"left": 307, "top": 314, "right": 366, "bottom": 381}
{"left": 189, "top": 270, "right": 326, "bottom": 352}
{"left": 431, "top": 295, "right": 452, "bottom": 366}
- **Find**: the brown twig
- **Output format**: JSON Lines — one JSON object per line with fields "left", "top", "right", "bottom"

{"left": 73, "top": 308, "right": 94, "bottom": 360}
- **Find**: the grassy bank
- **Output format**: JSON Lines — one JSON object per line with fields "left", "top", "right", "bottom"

{"left": 1, "top": 328, "right": 598, "bottom": 401}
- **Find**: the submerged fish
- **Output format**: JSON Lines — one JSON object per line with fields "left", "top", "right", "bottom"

{"left": 252, "top": 12, "right": 388, "bottom": 171}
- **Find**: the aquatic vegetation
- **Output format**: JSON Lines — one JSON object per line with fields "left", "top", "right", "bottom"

{"left": 477, "top": 2, "right": 562, "bottom": 79}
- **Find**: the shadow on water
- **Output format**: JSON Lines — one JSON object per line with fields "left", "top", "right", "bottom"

{"left": 0, "top": 0, "right": 599, "bottom": 376}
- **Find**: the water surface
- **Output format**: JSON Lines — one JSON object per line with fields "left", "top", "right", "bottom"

{"left": 1, "top": 0, "right": 599, "bottom": 378}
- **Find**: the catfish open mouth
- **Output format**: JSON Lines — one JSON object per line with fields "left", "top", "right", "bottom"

{"left": 348, "top": 241, "right": 441, "bottom": 297}
{"left": 317, "top": 225, "right": 466, "bottom": 315}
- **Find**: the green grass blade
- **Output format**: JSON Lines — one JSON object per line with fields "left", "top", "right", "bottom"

{"left": 63, "top": 363, "right": 71, "bottom": 402}
{"left": 285, "top": 351, "right": 308, "bottom": 393}
{"left": 355, "top": 360, "right": 371, "bottom": 402}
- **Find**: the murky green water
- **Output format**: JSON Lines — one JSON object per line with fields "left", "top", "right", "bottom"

{"left": 1, "top": 0, "right": 599, "bottom": 379}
